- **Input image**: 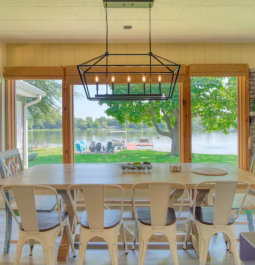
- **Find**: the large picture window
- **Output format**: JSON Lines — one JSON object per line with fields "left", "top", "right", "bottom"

{"left": 191, "top": 77, "right": 238, "bottom": 165}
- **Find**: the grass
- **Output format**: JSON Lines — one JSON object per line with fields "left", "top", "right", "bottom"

{"left": 28, "top": 147, "right": 238, "bottom": 167}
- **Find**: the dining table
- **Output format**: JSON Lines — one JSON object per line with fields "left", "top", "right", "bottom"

{"left": 0, "top": 162, "right": 254, "bottom": 262}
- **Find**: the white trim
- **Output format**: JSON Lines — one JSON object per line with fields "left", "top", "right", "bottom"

{"left": 16, "top": 80, "right": 46, "bottom": 98}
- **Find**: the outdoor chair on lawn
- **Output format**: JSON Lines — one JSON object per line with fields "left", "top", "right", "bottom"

{"left": 0, "top": 149, "right": 62, "bottom": 255}
{"left": 1, "top": 184, "right": 76, "bottom": 265}
{"left": 67, "top": 184, "right": 128, "bottom": 265}
{"left": 132, "top": 182, "right": 188, "bottom": 265}
{"left": 183, "top": 181, "right": 250, "bottom": 265}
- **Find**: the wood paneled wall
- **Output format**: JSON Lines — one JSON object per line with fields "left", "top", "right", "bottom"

{"left": 6, "top": 43, "right": 255, "bottom": 67}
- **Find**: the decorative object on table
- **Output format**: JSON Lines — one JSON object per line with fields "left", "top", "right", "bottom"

{"left": 191, "top": 167, "right": 228, "bottom": 176}
{"left": 121, "top": 162, "right": 152, "bottom": 171}
{"left": 170, "top": 164, "right": 182, "bottom": 172}
{"left": 77, "top": 0, "right": 181, "bottom": 101}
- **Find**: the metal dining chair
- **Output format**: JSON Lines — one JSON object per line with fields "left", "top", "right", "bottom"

{"left": 0, "top": 149, "right": 62, "bottom": 255}
{"left": 67, "top": 184, "right": 128, "bottom": 265}
{"left": 132, "top": 182, "right": 188, "bottom": 265}
{"left": 1, "top": 184, "right": 76, "bottom": 265}
{"left": 183, "top": 181, "right": 250, "bottom": 265}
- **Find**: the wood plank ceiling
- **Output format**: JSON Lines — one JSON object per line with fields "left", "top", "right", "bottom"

{"left": 0, "top": 0, "right": 255, "bottom": 42}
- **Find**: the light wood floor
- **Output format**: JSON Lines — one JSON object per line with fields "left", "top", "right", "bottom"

{"left": 0, "top": 210, "right": 254, "bottom": 265}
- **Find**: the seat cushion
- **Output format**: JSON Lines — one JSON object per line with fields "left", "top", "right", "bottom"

{"left": 19, "top": 211, "right": 68, "bottom": 232}
{"left": 81, "top": 209, "right": 121, "bottom": 229}
{"left": 190, "top": 207, "right": 235, "bottom": 225}
{"left": 137, "top": 207, "right": 176, "bottom": 226}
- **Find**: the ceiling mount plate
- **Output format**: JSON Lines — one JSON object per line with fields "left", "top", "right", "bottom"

{"left": 103, "top": 0, "right": 153, "bottom": 8}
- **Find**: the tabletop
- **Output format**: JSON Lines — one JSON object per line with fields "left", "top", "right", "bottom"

{"left": 0, "top": 163, "right": 254, "bottom": 190}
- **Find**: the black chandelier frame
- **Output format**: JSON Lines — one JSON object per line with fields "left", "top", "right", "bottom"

{"left": 77, "top": 1, "right": 181, "bottom": 101}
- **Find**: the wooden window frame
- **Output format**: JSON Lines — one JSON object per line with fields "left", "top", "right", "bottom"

{"left": 3, "top": 64, "right": 250, "bottom": 170}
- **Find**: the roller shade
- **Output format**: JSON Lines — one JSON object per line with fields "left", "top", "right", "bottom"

{"left": 190, "top": 64, "right": 249, "bottom": 77}
{"left": 4, "top": 67, "right": 63, "bottom": 80}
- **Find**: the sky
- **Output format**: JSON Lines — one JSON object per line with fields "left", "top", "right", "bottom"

{"left": 74, "top": 85, "right": 108, "bottom": 120}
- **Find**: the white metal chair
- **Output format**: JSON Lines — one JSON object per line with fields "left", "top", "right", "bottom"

{"left": 0, "top": 149, "right": 62, "bottom": 255}
{"left": 132, "top": 182, "right": 188, "bottom": 265}
{"left": 1, "top": 184, "right": 76, "bottom": 265}
{"left": 183, "top": 181, "right": 250, "bottom": 265}
{"left": 67, "top": 184, "right": 128, "bottom": 265}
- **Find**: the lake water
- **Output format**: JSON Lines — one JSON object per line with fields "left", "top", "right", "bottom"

{"left": 28, "top": 130, "right": 237, "bottom": 155}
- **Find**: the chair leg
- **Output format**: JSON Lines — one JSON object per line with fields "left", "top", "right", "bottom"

{"left": 132, "top": 220, "right": 139, "bottom": 250}
{"left": 138, "top": 232, "right": 150, "bottom": 265}
{"left": 165, "top": 230, "right": 179, "bottom": 265}
{"left": 119, "top": 222, "right": 128, "bottom": 254}
{"left": 14, "top": 241, "right": 24, "bottom": 265}
{"left": 43, "top": 243, "right": 56, "bottom": 265}
{"left": 29, "top": 239, "right": 35, "bottom": 256}
{"left": 223, "top": 233, "right": 230, "bottom": 251}
{"left": 229, "top": 236, "right": 241, "bottom": 265}
{"left": 64, "top": 224, "right": 76, "bottom": 257}
{"left": 183, "top": 218, "right": 192, "bottom": 250}
{"left": 77, "top": 229, "right": 89, "bottom": 265}
{"left": 247, "top": 214, "right": 254, "bottom": 232}
{"left": 4, "top": 196, "right": 12, "bottom": 254}
{"left": 199, "top": 238, "right": 210, "bottom": 265}
{"left": 107, "top": 236, "right": 119, "bottom": 265}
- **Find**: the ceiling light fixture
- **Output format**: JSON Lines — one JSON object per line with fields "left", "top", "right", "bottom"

{"left": 77, "top": 0, "right": 181, "bottom": 101}
{"left": 124, "top": 25, "right": 132, "bottom": 29}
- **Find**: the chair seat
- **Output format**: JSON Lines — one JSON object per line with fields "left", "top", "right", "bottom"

{"left": 81, "top": 209, "right": 121, "bottom": 229}
{"left": 137, "top": 207, "right": 176, "bottom": 226}
{"left": 190, "top": 207, "right": 235, "bottom": 225}
{"left": 19, "top": 211, "right": 68, "bottom": 232}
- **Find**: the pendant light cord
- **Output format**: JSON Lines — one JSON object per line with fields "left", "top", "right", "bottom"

{"left": 105, "top": 4, "right": 109, "bottom": 93}
{"left": 149, "top": 5, "right": 151, "bottom": 54}
{"left": 105, "top": 4, "right": 108, "bottom": 54}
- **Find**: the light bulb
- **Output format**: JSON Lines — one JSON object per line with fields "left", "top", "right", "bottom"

{"left": 95, "top": 76, "right": 99, "bottom": 82}
{"left": 112, "top": 76, "right": 115, "bottom": 82}
{"left": 159, "top": 76, "right": 161, "bottom": 82}
{"left": 127, "top": 76, "right": 130, "bottom": 82}
{"left": 143, "top": 76, "right": 146, "bottom": 82}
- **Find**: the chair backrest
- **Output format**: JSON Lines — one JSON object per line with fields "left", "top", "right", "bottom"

{"left": 0, "top": 149, "right": 24, "bottom": 179}
{"left": 1, "top": 185, "right": 62, "bottom": 233}
{"left": 193, "top": 181, "right": 250, "bottom": 227}
{"left": 67, "top": 184, "right": 124, "bottom": 230}
{"left": 75, "top": 143, "right": 81, "bottom": 152}
{"left": 132, "top": 182, "right": 188, "bottom": 226}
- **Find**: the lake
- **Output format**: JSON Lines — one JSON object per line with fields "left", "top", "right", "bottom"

{"left": 28, "top": 130, "right": 237, "bottom": 155}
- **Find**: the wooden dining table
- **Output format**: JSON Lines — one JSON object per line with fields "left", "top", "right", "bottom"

{"left": 0, "top": 163, "right": 254, "bottom": 261}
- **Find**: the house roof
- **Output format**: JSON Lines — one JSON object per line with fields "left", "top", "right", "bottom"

{"left": 16, "top": 80, "right": 46, "bottom": 98}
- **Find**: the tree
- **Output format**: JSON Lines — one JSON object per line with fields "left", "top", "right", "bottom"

{"left": 26, "top": 80, "right": 83, "bottom": 129}
{"left": 93, "top": 121, "right": 100, "bottom": 128}
{"left": 86, "top": 117, "right": 93, "bottom": 128}
{"left": 99, "top": 77, "right": 237, "bottom": 155}
{"left": 79, "top": 120, "right": 87, "bottom": 130}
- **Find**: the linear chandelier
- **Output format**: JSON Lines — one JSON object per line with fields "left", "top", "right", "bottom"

{"left": 77, "top": 0, "right": 181, "bottom": 101}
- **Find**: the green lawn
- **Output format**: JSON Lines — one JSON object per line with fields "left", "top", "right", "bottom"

{"left": 28, "top": 147, "right": 238, "bottom": 167}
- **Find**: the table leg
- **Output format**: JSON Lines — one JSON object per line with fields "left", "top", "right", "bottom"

{"left": 57, "top": 190, "right": 77, "bottom": 262}
{"left": 4, "top": 191, "right": 12, "bottom": 255}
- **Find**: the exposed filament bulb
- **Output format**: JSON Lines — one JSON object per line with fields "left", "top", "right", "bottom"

{"left": 95, "top": 76, "right": 99, "bottom": 82}
{"left": 142, "top": 76, "right": 146, "bottom": 82}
